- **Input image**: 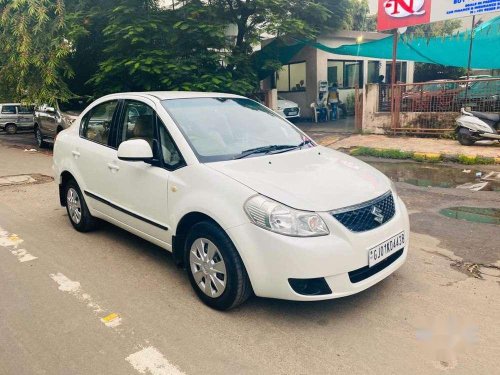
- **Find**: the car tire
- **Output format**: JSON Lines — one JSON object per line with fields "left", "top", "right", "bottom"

{"left": 185, "top": 221, "right": 252, "bottom": 310}
{"left": 35, "top": 127, "right": 48, "bottom": 148}
{"left": 5, "top": 124, "right": 17, "bottom": 135}
{"left": 64, "top": 179, "right": 96, "bottom": 232}
{"left": 457, "top": 128, "right": 475, "bottom": 146}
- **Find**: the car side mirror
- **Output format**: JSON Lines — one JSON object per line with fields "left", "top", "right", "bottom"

{"left": 117, "top": 139, "right": 153, "bottom": 162}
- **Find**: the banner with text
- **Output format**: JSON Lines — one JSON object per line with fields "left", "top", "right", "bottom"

{"left": 378, "top": 0, "right": 500, "bottom": 31}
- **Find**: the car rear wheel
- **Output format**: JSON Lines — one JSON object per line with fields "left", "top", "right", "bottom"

{"left": 64, "top": 179, "right": 96, "bottom": 232}
{"left": 457, "top": 128, "right": 475, "bottom": 146}
{"left": 5, "top": 124, "right": 17, "bottom": 135}
{"left": 35, "top": 127, "right": 48, "bottom": 148}
{"left": 185, "top": 221, "right": 252, "bottom": 310}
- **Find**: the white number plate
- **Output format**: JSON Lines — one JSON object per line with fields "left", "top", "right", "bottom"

{"left": 368, "top": 232, "right": 406, "bottom": 268}
{"left": 287, "top": 111, "right": 297, "bottom": 116}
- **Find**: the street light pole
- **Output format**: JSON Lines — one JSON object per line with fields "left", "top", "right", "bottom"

{"left": 390, "top": 29, "right": 398, "bottom": 132}
{"left": 465, "top": 15, "right": 476, "bottom": 103}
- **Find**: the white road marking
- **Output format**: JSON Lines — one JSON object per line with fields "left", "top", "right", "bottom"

{"left": 49, "top": 272, "right": 118, "bottom": 326}
{"left": 0, "top": 226, "right": 37, "bottom": 263}
{"left": 126, "top": 347, "right": 185, "bottom": 375}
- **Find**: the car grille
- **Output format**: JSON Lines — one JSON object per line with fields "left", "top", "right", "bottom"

{"left": 283, "top": 107, "right": 299, "bottom": 116}
{"left": 330, "top": 191, "right": 395, "bottom": 232}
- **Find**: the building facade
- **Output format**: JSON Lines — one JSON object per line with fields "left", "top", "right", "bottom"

{"left": 263, "top": 31, "right": 415, "bottom": 119}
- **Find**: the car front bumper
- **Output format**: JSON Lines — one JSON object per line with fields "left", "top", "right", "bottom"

{"left": 227, "top": 196, "right": 410, "bottom": 301}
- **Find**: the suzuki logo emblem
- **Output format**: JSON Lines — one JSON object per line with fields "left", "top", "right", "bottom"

{"left": 384, "top": 0, "right": 425, "bottom": 18}
{"left": 371, "top": 206, "right": 385, "bottom": 224}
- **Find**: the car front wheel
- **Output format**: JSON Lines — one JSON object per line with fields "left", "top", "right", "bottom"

{"left": 64, "top": 179, "right": 96, "bottom": 232}
{"left": 35, "top": 127, "right": 48, "bottom": 148}
{"left": 185, "top": 221, "right": 252, "bottom": 310}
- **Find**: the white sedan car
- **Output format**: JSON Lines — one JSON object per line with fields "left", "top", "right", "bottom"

{"left": 53, "top": 92, "right": 409, "bottom": 310}
{"left": 276, "top": 97, "right": 301, "bottom": 120}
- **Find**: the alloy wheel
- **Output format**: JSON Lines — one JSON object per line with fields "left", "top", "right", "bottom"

{"left": 66, "top": 188, "right": 82, "bottom": 224}
{"left": 189, "top": 238, "right": 227, "bottom": 298}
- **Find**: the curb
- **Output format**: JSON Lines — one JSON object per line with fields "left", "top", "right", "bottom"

{"left": 348, "top": 147, "right": 499, "bottom": 165}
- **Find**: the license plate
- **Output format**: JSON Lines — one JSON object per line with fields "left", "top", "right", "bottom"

{"left": 287, "top": 111, "right": 297, "bottom": 116}
{"left": 368, "top": 232, "right": 406, "bottom": 268}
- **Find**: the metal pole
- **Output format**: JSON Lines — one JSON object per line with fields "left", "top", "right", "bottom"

{"left": 464, "top": 15, "right": 475, "bottom": 103}
{"left": 391, "top": 29, "right": 398, "bottom": 132}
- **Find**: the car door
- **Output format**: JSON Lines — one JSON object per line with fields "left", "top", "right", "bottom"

{"left": 73, "top": 99, "right": 120, "bottom": 218}
{"left": 39, "top": 104, "right": 58, "bottom": 136}
{"left": 102, "top": 99, "right": 184, "bottom": 244}
{"left": 17, "top": 105, "right": 34, "bottom": 129}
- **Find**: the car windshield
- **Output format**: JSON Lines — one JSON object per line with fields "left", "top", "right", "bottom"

{"left": 59, "top": 98, "right": 92, "bottom": 114}
{"left": 162, "top": 97, "right": 312, "bottom": 162}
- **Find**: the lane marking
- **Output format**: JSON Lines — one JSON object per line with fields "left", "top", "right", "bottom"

{"left": 126, "top": 347, "right": 185, "bottom": 375}
{"left": 101, "top": 313, "right": 122, "bottom": 328}
{"left": 49, "top": 272, "right": 119, "bottom": 326}
{"left": 0, "top": 226, "right": 37, "bottom": 263}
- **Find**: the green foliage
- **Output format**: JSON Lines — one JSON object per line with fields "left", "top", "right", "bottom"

{"left": 0, "top": 0, "right": 77, "bottom": 103}
{"left": 457, "top": 155, "right": 495, "bottom": 165}
{"left": 414, "top": 63, "right": 467, "bottom": 82}
{"left": 0, "top": 0, "right": 377, "bottom": 102}
{"left": 407, "top": 20, "right": 462, "bottom": 38}
{"left": 350, "top": 147, "right": 414, "bottom": 159}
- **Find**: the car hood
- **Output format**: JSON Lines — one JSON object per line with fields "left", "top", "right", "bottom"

{"left": 278, "top": 99, "right": 298, "bottom": 108}
{"left": 207, "top": 147, "right": 391, "bottom": 212}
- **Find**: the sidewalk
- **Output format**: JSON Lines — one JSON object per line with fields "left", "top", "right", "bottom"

{"left": 326, "top": 134, "right": 500, "bottom": 159}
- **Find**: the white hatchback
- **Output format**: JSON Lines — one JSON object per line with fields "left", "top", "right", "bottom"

{"left": 53, "top": 92, "right": 410, "bottom": 310}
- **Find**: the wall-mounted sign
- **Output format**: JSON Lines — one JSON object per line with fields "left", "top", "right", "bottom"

{"left": 378, "top": 0, "right": 500, "bottom": 31}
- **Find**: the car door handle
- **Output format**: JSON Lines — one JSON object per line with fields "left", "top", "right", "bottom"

{"left": 107, "top": 163, "right": 120, "bottom": 172}
{"left": 72, "top": 151, "right": 80, "bottom": 159}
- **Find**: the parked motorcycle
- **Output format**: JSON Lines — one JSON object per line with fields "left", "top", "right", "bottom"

{"left": 455, "top": 108, "right": 500, "bottom": 146}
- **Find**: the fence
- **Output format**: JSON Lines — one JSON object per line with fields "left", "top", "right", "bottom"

{"left": 376, "top": 78, "right": 500, "bottom": 135}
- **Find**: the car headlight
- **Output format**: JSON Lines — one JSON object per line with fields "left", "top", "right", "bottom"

{"left": 244, "top": 195, "right": 329, "bottom": 237}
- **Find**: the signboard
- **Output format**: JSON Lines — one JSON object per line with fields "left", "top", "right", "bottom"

{"left": 378, "top": 0, "right": 500, "bottom": 31}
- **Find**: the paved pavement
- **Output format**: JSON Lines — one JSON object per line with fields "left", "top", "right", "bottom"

{"left": 327, "top": 134, "right": 500, "bottom": 158}
{"left": 1, "top": 133, "right": 499, "bottom": 374}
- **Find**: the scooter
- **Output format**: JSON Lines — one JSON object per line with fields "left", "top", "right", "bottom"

{"left": 455, "top": 108, "right": 500, "bottom": 146}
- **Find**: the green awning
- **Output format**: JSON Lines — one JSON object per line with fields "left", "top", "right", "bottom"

{"left": 255, "top": 15, "right": 500, "bottom": 78}
{"left": 331, "top": 16, "right": 500, "bottom": 69}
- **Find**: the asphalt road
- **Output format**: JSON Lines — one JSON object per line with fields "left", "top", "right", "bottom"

{"left": 1, "top": 132, "right": 499, "bottom": 375}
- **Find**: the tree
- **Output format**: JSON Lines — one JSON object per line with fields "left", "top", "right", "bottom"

{"left": 0, "top": 0, "right": 80, "bottom": 103}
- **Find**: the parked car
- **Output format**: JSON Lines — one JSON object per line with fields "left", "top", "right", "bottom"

{"left": 458, "top": 75, "right": 492, "bottom": 88}
{"left": 276, "top": 96, "right": 301, "bottom": 120}
{"left": 53, "top": 92, "right": 410, "bottom": 310}
{"left": 455, "top": 78, "right": 500, "bottom": 112}
{"left": 0, "top": 103, "right": 35, "bottom": 134}
{"left": 34, "top": 97, "right": 92, "bottom": 147}
{"left": 402, "top": 80, "right": 463, "bottom": 112}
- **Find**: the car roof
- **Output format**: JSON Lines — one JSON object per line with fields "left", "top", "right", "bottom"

{"left": 0, "top": 103, "right": 21, "bottom": 106}
{"left": 98, "top": 91, "right": 245, "bottom": 101}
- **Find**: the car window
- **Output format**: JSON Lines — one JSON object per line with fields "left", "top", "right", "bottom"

{"left": 81, "top": 100, "right": 118, "bottom": 146}
{"left": 1, "top": 105, "right": 16, "bottom": 114}
{"left": 157, "top": 116, "right": 184, "bottom": 169}
{"left": 118, "top": 101, "right": 155, "bottom": 149}
{"left": 18, "top": 106, "right": 34, "bottom": 114}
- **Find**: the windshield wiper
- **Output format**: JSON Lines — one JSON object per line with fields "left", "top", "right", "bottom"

{"left": 234, "top": 145, "right": 298, "bottom": 159}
